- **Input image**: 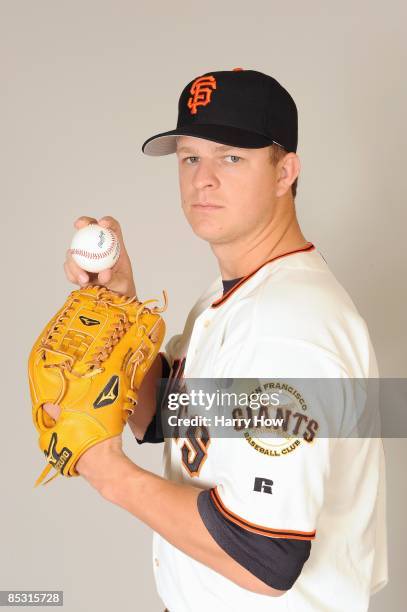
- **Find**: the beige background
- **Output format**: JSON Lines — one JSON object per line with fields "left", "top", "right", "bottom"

{"left": 1, "top": 0, "right": 406, "bottom": 610}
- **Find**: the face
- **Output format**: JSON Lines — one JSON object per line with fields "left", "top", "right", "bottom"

{"left": 175, "top": 136, "right": 295, "bottom": 246}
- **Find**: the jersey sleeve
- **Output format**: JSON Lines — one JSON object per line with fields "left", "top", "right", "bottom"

{"left": 206, "top": 335, "right": 368, "bottom": 554}
{"left": 193, "top": 341, "right": 347, "bottom": 589}
{"left": 197, "top": 488, "right": 311, "bottom": 590}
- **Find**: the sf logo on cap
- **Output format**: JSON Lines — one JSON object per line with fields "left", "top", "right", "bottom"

{"left": 187, "top": 75, "right": 217, "bottom": 115}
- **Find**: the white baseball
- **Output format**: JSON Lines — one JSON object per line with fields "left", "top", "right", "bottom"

{"left": 70, "top": 224, "right": 121, "bottom": 273}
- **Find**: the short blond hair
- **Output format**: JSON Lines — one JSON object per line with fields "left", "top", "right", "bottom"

{"left": 269, "top": 144, "right": 298, "bottom": 199}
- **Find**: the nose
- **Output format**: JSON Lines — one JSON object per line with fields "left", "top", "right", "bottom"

{"left": 192, "top": 159, "right": 220, "bottom": 191}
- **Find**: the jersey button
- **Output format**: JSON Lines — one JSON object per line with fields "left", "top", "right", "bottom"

{"left": 203, "top": 320, "right": 211, "bottom": 328}
{"left": 154, "top": 557, "right": 160, "bottom": 567}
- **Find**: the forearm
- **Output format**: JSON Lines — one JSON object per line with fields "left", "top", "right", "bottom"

{"left": 99, "top": 459, "right": 283, "bottom": 597}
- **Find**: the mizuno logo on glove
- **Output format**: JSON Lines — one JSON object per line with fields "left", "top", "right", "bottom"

{"left": 93, "top": 375, "right": 119, "bottom": 408}
{"left": 79, "top": 315, "right": 100, "bottom": 326}
{"left": 46, "top": 432, "right": 72, "bottom": 473}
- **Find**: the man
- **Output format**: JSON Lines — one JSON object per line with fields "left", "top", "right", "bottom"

{"left": 48, "top": 69, "right": 388, "bottom": 611}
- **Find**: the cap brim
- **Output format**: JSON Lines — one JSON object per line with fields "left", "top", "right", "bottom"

{"left": 142, "top": 124, "right": 274, "bottom": 156}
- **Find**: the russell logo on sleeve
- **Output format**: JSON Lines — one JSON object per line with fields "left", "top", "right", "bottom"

{"left": 253, "top": 477, "right": 274, "bottom": 494}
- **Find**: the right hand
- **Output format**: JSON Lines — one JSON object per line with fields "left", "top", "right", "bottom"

{"left": 64, "top": 216, "right": 137, "bottom": 297}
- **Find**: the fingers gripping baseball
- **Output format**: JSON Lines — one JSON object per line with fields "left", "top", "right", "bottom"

{"left": 64, "top": 215, "right": 136, "bottom": 296}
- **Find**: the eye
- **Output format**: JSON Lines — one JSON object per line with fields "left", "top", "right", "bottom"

{"left": 184, "top": 156, "right": 199, "bottom": 164}
{"left": 225, "top": 155, "right": 241, "bottom": 163}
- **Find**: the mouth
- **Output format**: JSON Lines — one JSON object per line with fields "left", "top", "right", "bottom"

{"left": 192, "top": 202, "right": 223, "bottom": 211}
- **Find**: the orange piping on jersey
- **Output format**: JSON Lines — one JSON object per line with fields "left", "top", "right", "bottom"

{"left": 210, "top": 487, "right": 316, "bottom": 541}
{"left": 211, "top": 242, "right": 315, "bottom": 309}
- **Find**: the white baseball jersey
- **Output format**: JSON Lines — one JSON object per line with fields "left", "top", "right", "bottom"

{"left": 151, "top": 245, "right": 388, "bottom": 612}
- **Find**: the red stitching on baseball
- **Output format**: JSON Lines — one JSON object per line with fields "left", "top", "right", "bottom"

{"left": 71, "top": 229, "right": 118, "bottom": 260}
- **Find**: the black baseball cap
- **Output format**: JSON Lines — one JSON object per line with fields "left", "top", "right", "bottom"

{"left": 142, "top": 68, "right": 298, "bottom": 156}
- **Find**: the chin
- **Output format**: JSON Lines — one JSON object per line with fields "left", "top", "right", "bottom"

{"left": 185, "top": 211, "right": 234, "bottom": 244}
{"left": 192, "top": 227, "right": 232, "bottom": 245}
{"left": 189, "top": 223, "right": 224, "bottom": 243}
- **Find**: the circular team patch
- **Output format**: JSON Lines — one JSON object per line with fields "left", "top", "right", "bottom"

{"left": 242, "top": 381, "right": 318, "bottom": 456}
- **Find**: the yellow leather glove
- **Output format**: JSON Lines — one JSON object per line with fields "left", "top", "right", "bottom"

{"left": 28, "top": 284, "right": 166, "bottom": 487}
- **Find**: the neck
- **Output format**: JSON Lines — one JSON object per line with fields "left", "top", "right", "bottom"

{"left": 211, "top": 205, "right": 309, "bottom": 280}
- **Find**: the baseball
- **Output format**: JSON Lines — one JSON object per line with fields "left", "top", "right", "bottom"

{"left": 70, "top": 223, "right": 120, "bottom": 273}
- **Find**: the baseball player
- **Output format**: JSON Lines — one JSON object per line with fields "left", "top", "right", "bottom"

{"left": 46, "top": 69, "right": 388, "bottom": 611}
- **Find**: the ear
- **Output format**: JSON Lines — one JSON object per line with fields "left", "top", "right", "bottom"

{"left": 276, "top": 153, "right": 301, "bottom": 197}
